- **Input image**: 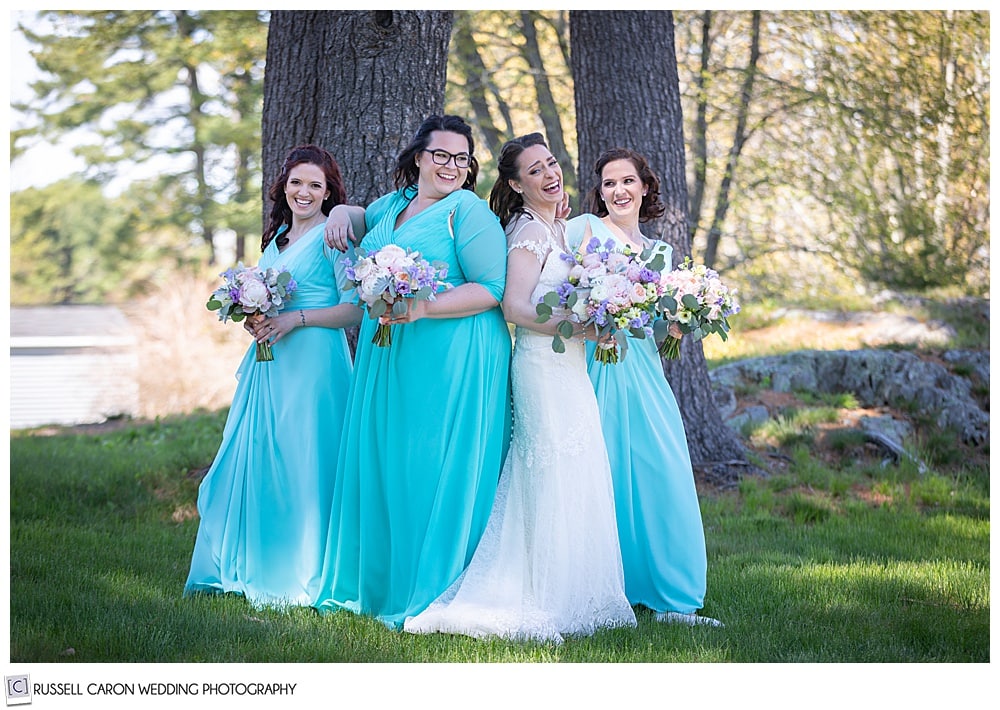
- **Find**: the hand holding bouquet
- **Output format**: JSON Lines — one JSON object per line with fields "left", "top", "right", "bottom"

{"left": 535, "top": 237, "right": 669, "bottom": 364}
{"left": 207, "top": 263, "right": 298, "bottom": 361}
{"left": 654, "top": 257, "right": 740, "bottom": 359}
{"left": 344, "top": 244, "right": 450, "bottom": 347}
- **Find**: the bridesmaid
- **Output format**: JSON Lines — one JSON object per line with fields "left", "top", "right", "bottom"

{"left": 316, "top": 115, "right": 513, "bottom": 628}
{"left": 185, "top": 144, "right": 361, "bottom": 607}
{"left": 567, "top": 147, "right": 720, "bottom": 626}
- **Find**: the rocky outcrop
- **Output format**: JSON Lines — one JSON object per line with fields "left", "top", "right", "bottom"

{"left": 708, "top": 349, "right": 989, "bottom": 446}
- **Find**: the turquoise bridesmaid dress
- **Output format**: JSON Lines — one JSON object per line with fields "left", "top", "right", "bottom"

{"left": 314, "top": 187, "right": 513, "bottom": 629}
{"left": 567, "top": 213, "right": 707, "bottom": 614}
{"left": 184, "top": 223, "right": 355, "bottom": 607}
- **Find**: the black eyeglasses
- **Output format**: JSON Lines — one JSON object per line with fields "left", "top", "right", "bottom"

{"left": 422, "top": 149, "right": 472, "bottom": 169}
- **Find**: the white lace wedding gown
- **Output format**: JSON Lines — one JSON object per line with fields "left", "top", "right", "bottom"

{"left": 403, "top": 211, "right": 637, "bottom": 644}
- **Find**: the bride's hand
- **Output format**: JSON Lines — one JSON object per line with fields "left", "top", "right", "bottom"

{"left": 555, "top": 192, "right": 571, "bottom": 221}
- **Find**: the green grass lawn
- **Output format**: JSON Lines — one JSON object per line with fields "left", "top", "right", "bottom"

{"left": 9, "top": 408, "right": 988, "bottom": 666}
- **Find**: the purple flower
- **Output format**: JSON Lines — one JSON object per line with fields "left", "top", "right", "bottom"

{"left": 638, "top": 267, "right": 659, "bottom": 283}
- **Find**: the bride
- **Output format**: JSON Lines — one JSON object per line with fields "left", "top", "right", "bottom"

{"left": 403, "top": 134, "right": 636, "bottom": 644}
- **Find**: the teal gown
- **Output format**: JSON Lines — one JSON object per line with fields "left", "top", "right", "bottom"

{"left": 184, "top": 223, "right": 355, "bottom": 607}
{"left": 567, "top": 213, "right": 707, "bottom": 614}
{"left": 313, "top": 187, "right": 513, "bottom": 629}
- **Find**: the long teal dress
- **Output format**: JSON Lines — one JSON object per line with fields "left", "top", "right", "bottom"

{"left": 314, "top": 187, "right": 513, "bottom": 629}
{"left": 567, "top": 213, "right": 707, "bottom": 614}
{"left": 184, "top": 223, "right": 355, "bottom": 607}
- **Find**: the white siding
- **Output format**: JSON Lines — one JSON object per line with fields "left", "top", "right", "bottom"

{"left": 10, "top": 348, "right": 140, "bottom": 429}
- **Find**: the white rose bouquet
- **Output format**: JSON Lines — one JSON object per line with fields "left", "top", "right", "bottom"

{"left": 535, "top": 236, "right": 668, "bottom": 364}
{"left": 207, "top": 263, "right": 298, "bottom": 361}
{"left": 654, "top": 257, "right": 740, "bottom": 359}
{"left": 343, "top": 244, "right": 451, "bottom": 347}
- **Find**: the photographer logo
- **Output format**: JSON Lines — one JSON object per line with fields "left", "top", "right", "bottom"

{"left": 5, "top": 675, "right": 31, "bottom": 706}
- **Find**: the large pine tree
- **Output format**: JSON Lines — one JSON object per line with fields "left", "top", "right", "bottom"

{"left": 571, "top": 10, "right": 746, "bottom": 473}
{"left": 262, "top": 10, "right": 454, "bottom": 354}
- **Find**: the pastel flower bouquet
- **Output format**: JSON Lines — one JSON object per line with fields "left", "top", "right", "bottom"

{"left": 207, "top": 263, "right": 298, "bottom": 361}
{"left": 344, "top": 244, "right": 451, "bottom": 347}
{"left": 654, "top": 257, "right": 741, "bottom": 359}
{"left": 535, "top": 237, "right": 669, "bottom": 364}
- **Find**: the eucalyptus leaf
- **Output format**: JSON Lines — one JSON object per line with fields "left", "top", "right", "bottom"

{"left": 551, "top": 335, "right": 566, "bottom": 353}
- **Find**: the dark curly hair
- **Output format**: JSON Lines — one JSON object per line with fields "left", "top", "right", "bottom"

{"left": 582, "top": 147, "right": 665, "bottom": 223}
{"left": 262, "top": 144, "right": 347, "bottom": 252}
{"left": 487, "top": 132, "right": 548, "bottom": 229}
{"left": 392, "top": 114, "right": 479, "bottom": 192}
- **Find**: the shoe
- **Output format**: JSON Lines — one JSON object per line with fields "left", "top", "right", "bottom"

{"left": 655, "top": 611, "right": 724, "bottom": 628}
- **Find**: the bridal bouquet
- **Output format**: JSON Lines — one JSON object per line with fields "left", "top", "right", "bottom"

{"left": 535, "top": 236, "right": 669, "bottom": 364}
{"left": 207, "top": 263, "right": 298, "bottom": 361}
{"left": 344, "top": 244, "right": 450, "bottom": 347}
{"left": 654, "top": 257, "right": 740, "bottom": 359}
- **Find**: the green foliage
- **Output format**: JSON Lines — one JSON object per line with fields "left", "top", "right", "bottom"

{"left": 673, "top": 10, "right": 988, "bottom": 299}
{"left": 14, "top": 10, "right": 268, "bottom": 263}
{"left": 10, "top": 177, "right": 204, "bottom": 304}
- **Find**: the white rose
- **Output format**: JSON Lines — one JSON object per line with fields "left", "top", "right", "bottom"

{"left": 360, "top": 265, "right": 391, "bottom": 300}
{"left": 374, "top": 244, "right": 410, "bottom": 270}
{"left": 352, "top": 258, "right": 375, "bottom": 281}
{"left": 239, "top": 278, "right": 271, "bottom": 312}
{"left": 590, "top": 279, "right": 609, "bottom": 303}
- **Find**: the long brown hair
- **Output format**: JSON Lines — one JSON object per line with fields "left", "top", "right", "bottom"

{"left": 261, "top": 144, "right": 347, "bottom": 252}
{"left": 488, "top": 132, "right": 548, "bottom": 229}
{"left": 582, "top": 147, "right": 665, "bottom": 223}
{"left": 392, "top": 115, "right": 479, "bottom": 192}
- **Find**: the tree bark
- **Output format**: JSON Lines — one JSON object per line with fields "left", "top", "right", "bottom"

{"left": 570, "top": 10, "right": 746, "bottom": 470}
{"left": 262, "top": 10, "right": 455, "bottom": 356}
{"left": 263, "top": 10, "right": 453, "bottom": 207}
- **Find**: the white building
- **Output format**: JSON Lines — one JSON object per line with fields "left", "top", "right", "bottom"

{"left": 9, "top": 305, "right": 139, "bottom": 429}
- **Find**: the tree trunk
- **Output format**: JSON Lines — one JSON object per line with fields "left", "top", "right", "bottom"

{"left": 519, "top": 10, "right": 575, "bottom": 196}
{"left": 570, "top": 10, "right": 746, "bottom": 471}
{"left": 687, "top": 10, "right": 712, "bottom": 243}
{"left": 262, "top": 10, "right": 455, "bottom": 356}
{"left": 451, "top": 12, "right": 506, "bottom": 158}
{"left": 703, "top": 9, "right": 760, "bottom": 270}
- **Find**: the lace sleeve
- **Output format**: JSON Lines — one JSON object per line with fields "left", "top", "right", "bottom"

{"left": 506, "top": 216, "right": 552, "bottom": 265}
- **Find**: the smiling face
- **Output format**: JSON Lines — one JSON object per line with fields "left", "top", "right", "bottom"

{"left": 284, "top": 162, "right": 330, "bottom": 222}
{"left": 599, "top": 158, "right": 648, "bottom": 222}
{"left": 510, "top": 144, "right": 564, "bottom": 212}
{"left": 415, "top": 130, "right": 471, "bottom": 199}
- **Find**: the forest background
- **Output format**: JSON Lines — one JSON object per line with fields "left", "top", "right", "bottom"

{"left": 8, "top": 9, "right": 990, "bottom": 419}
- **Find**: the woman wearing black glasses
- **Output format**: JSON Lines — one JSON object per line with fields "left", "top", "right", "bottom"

{"left": 315, "top": 115, "right": 512, "bottom": 630}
